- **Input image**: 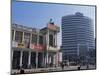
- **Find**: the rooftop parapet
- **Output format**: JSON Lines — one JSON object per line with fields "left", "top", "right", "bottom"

{"left": 12, "top": 23, "right": 37, "bottom": 33}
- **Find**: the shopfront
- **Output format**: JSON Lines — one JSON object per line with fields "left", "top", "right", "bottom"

{"left": 12, "top": 43, "right": 45, "bottom": 69}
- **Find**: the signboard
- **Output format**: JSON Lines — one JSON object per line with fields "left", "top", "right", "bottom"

{"left": 47, "top": 24, "right": 60, "bottom": 32}
{"left": 12, "top": 41, "right": 25, "bottom": 48}
{"left": 18, "top": 43, "right": 25, "bottom": 48}
{"left": 48, "top": 46, "right": 59, "bottom": 51}
{"left": 30, "top": 44, "right": 45, "bottom": 51}
{"left": 12, "top": 41, "right": 18, "bottom": 47}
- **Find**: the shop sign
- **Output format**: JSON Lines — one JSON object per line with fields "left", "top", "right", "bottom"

{"left": 30, "top": 44, "right": 45, "bottom": 51}
{"left": 17, "top": 43, "right": 25, "bottom": 48}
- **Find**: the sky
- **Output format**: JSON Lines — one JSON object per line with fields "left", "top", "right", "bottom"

{"left": 12, "top": 1, "right": 96, "bottom": 48}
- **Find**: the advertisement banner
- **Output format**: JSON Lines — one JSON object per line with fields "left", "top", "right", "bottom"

{"left": 30, "top": 44, "right": 45, "bottom": 51}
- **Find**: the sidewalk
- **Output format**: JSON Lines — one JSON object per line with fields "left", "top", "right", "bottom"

{"left": 12, "top": 66, "right": 78, "bottom": 74}
{"left": 11, "top": 65, "right": 96, "bottom": 74}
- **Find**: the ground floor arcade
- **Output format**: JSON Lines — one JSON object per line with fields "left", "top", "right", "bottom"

{"left": 12, "top": 47, "right": 61, "bottom": 69}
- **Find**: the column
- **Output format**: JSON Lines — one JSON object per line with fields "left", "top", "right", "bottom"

{"left": 36, "top": 52, "right": 38, "bottom": 68}
{"left": 28, "top": 51, "right": 31, "bottom": 68}
{"left": 29, "top": 33, "right": 32, "bottom": 48}
{"left": 44, "top": 54, "right": 46, "bottom": 67}
{"left": 46, "top": 52, "right": 48, "bottom": 67}
{"left": 13, "top": 30, "right": 16, "bottom": 41}
{"left": 42, "top": 52, "right": 44, "bottom": 67}
{"left": 49, "top": 55, "right": 51, "bottom": 64}
{"left": 45, "top": 32, "right": 47, "bottom": 67}
{"left": 53, "top": 55, "right": 56, "bottom": 66}
{"left": 46, "top": 29, "right": 49, "bottom": 67}
{"left": 11, "top": 50, "right": 13, "bottom": 69}
{"left": 56, "top": 52, "right": 58, "bottom": 66}
{"left": 20, "top": 51, "right": 23, "bottom": 67}
{"left": 55, "top": 34, "right": 57, "bottom": 47}
{"left": 53, "top": 33, "right": 55, "bottom": 47}
{"left": 58, "top": 52, "right": 60, "bottom": 66}
{"left": 11, "top": 50, "right": 13, "bottom": 63}
{"left": 22, "top": 32, "right": 24, "bottom": 43}
{"left": 36, "top": 30, "right": 39, "bottom": 68}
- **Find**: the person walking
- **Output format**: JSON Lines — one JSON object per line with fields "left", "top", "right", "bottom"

{"left": 20, "top": 68, "right": 25, "bottom": 74}
{"left": 77, "top": 65, "right": 81, "bottom": 70}
{"left": 61, "top": 62, "right": 64, "bottom": 70}
{"left": 87, "top": 65, "right": 89, "bottom": 69}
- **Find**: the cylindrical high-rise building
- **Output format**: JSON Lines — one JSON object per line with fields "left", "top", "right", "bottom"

{"left": 61, "top": 12, "right": 95, "bottom": 61}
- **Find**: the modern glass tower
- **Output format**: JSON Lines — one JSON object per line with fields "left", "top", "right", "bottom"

{"left": 61, "top": 12, "right": 95, "bottom": 61}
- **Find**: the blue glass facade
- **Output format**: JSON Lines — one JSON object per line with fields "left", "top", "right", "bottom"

{"left": 62, "top": 12, "right": 95, "bottom": 60}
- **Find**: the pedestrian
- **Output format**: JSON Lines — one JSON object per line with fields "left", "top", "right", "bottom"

{"left": 61, "top": 62, "right": 64, "bottom": 70}
{"left": 87, "top": 65, "right": 89, "bottom": 69}
{"left": 20, "top": 68, "right": 25, "bottom": 74}
{"left": 77, "top": 65, "right": 80, "bottom": 70}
